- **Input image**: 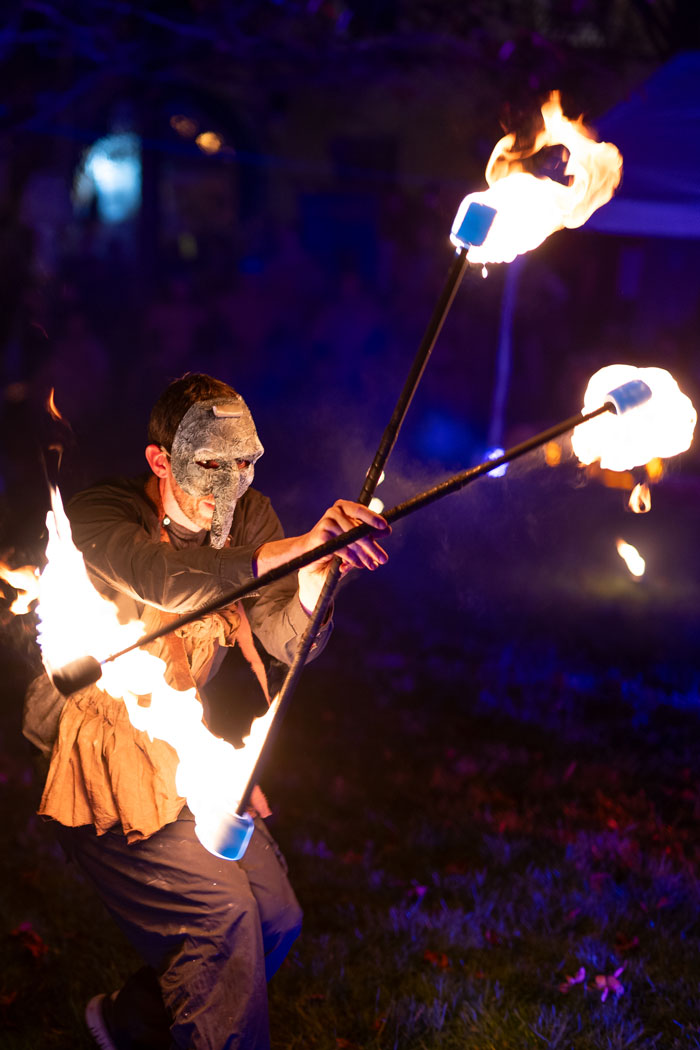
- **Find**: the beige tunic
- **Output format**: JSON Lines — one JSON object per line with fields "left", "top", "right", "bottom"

{"left": 39, "top": 604, "right": 242, "bottom": 843}
{"left": 34, "top": 472, "right": 326, "bottom": 843}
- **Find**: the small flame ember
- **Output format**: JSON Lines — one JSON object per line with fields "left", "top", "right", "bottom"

{"left": 571, "top": 365, "right": 696, "bottom": 472}
{"left": 646, "top": 457, "right": 664, "bottom": 481}
{"left": 451, "top": 91, "right": 622, "bottom": 264}
{"left": 33, "top": 489, "right": 276, "bottom": 852}
{"left": 48, "top": 443, "right": 65, "bottom": 470}
{"left": 616, "top": 538, "right": 645, "bottom": 578}
{"left": 0, "top": 562, "right": 40, "bottom": 615}
{"left": 544, "top": 441, "right": 562, "bottom": 467}
{"left": 47, "top": 388, "right": 64, "bottom": 422}
{"left": 628, "top": 483, "right": 651, "bottom": 514}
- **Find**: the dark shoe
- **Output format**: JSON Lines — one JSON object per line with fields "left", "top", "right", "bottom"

{"left": 85, "top": 992, "right": 120, "bottom": 1050}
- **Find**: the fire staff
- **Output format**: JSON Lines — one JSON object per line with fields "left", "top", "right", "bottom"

{"left": 23, "top": 372, "right": 388, "bottom": 1050}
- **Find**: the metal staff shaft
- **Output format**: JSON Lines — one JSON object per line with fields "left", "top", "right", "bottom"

{"left": 232, "top": 400, "right": 613, "bottom": 817}
{"left": 243, "top": 207, "right": 499, "bottom": 804}
{"left": 360, "top": 247, "right": 470, "bottom": 501}
{"left": 75, "top": 403, "right": 609, "bottom": 688}
{"left": 93, "top": 249, "right": 467, "bottom": 674}
{"left": 268, "top": 207, "right": 497, "bottom": 706}
{"left": 235, "top": 246, "right": 470, "bottom": 811}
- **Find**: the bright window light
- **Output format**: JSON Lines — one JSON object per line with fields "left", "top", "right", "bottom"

{"left": 73, "top": 132, "right": 142, "bottom": 223}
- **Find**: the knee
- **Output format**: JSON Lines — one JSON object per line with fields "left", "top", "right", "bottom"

{"left": 197, "top": 884, "right": 263, "bottom": 961}
{"left": 263, "top": 899, "right": 302, "bottom": 980}
{"left": 268, "top": 896, "right": 302, "bottom": 951}
{"left": 283, "top": 898, "right": 303, "bottom": 946}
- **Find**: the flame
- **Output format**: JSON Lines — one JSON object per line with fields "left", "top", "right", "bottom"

{"left": 48, "top": 443, "right": 65, "bottom": 470}
{"left": 35, "top": 488, "right": 275, "bottom": 850}
{"left": 47, "top": 388, "right": 64, "bottom": 422}
{"left": 0, "top": 562, "right": 40, "bottom": 615}
{"left": 628, "top": 483, "right": 651, "bottom": 514}
{"left": 616, "top": 538, "right": 645, "bottom": 578}
{"left": 595, "top": 466, "right": 634, "bottom": 490}
{"left": 646, "top": 457, "right": 664, "bottom": 481}
{"left": 544, "top": 441, "right": 562, "bottom": 467}
{"left": 571, "top": 365, "right": 696, "bottom": 472}
{"left": 451, "top": 91, "right": 622, "bottom": 264}
{"left": 196, "top": 131, "right": 223, "bottom": 155}
{"left": 170, "top": 114, "right": 198, "bottom": 138}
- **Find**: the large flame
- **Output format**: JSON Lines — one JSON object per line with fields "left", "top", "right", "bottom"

{"left": 0, "top": 563, "right": 40, "bottom": 615}
{"left": 571, "top": 365, "right": 696, "bottom": 472}
{"left": 34, "top": 488, "right": 276, "bottom": 848}
{"left": 451, "top": 91, "right": 622, "bottom": 264}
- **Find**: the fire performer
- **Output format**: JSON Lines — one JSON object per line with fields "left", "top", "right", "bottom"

{"left": 23, "top": 372, "right": 389, "bottom": 1050}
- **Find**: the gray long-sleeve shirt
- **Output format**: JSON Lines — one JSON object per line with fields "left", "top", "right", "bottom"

{"left": 67, "top": 473, "right": 331, "bottom": 668}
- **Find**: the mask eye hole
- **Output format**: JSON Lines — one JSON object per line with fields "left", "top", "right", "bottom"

{"left": 195, "top": 459, "right": 221, "bottom": 470}
{"left": 236, "top": 460, "right": 251, "bottom": 469}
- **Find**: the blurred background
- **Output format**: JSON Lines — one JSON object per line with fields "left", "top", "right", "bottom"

{"left": 0, "top": 0, "right": 698, "bottom": 660}
{"left": 2, "top": 6, "right": 700, "bottom": 1047}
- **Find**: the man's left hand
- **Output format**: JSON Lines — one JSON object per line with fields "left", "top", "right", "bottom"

{"left": 297, "top": 499, "right": 390, "bottom": 613}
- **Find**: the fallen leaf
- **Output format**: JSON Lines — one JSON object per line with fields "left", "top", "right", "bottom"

{"left": 10, "top": 923, "right": 49, "bottom": 959}
{"left": 594, "top": 966, "right": 625, "bottom": 1003}
{"left": 615, "top": 932, "right": 640, "bottom": 953}
{"left": 559, "top": 966, "right": 586, "bottom": 994}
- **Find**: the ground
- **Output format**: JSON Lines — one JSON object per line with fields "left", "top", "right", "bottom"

{"left": 1, "top": 453, "right": 699, "bottom": 1050}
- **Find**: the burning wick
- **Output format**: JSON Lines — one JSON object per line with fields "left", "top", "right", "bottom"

{"left": 616, "top": 539, "right": 645, "bottom": 578}
{"left": 572, "top": 365, "right": 696, "bottom": 471}
{"left": 451, "top": 91, "right": 622, "bottom": 264}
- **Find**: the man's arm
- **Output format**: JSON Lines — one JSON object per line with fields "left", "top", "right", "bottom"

{"left": 68, "top": 482, "right": 261, "bottom": 614}
{"left": 234, "top": 494, "right": 387, "bottom": 666}
{"left": 229, "top": 490, "right": 329, "bottom": 666}
{"left": 254, "top": 499, "right": 389, "bottom": 613}
{"left": 68, "top": 480, "right": 389, "bottom": 665}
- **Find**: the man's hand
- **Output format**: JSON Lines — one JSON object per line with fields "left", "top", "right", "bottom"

{"left": 297, "top": 500, "right": 389, "bottom": 612}
{"left": 253, "top": 499, "right": 390, "bottom": 614}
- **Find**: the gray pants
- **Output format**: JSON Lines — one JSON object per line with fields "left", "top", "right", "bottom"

{"left": 58, "top": 810, "right": 302, "bottom": 1050}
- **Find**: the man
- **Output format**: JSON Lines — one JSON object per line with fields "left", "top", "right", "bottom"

{"left": 29, "top": 373, "right": 389, "bottom": 1050}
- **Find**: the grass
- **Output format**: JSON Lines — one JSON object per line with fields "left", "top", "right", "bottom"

{"left": 2, "top": 579, "right": 700, "bottom": 1049}
{"left": 260, "top": 627, "right": 700, "bottom": 1050}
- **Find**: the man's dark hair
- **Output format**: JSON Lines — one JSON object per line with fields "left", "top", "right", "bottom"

{"left": 147, "top": 373, "right": 240, "bottom": 451}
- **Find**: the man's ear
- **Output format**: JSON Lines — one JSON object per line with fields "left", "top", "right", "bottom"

{"left": 145, "top": 444, "right": 170, "bottom": 479}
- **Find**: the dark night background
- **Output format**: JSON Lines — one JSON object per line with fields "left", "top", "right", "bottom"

{"left": 1, "top": 2, "right": 700, "bottom": 1048}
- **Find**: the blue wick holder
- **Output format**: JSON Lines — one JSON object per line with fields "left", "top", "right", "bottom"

{"left": 451, "top": 201, "right": 498, "bottom": 249}
{"left": 195, "top": 811, "right": 255, "bottom": 861}
{"left": 604, "top": 379, "right": 652, "bottom": 415}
